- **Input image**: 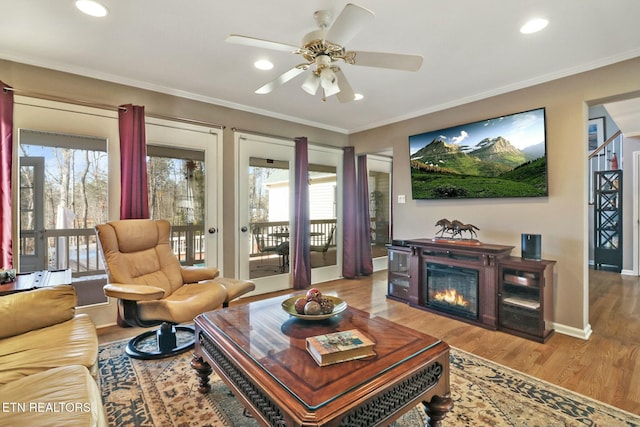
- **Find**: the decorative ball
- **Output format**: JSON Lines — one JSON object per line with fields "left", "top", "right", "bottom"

{"left": 304, "top": 300, "right": 322, "bottom": 315}
{"left": 294, "top": 297, "right": 307, "bottom": 314}
{"left": 306, "top": 288, "right": 322, "bottom": 302}
{"left": 319, "top": 297, "right": 334, "bottom": 314}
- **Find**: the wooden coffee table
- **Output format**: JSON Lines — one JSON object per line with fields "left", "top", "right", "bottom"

{"left": 192, "top": 294, "right": 453, "bottom": 427}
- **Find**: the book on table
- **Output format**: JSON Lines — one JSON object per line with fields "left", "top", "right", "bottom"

{"left": 305, "top": 329, "right": 376, "bottom": 367}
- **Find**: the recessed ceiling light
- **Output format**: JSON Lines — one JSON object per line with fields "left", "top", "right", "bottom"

{"left": 520, "top": 18, "right": 548, "bottom": 34}
{"left": 254, "top": 60, "right": 274, "bottom": 70}
{"left": 75, "top": 0, "right": 109, "bottom": 17}
{"left": 354, "top": 93, "right": 364, "bottom": 101}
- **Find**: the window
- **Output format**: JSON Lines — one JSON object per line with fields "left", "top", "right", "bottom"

{"left": 19, "top": 129, "right": 107, "bottom": 275}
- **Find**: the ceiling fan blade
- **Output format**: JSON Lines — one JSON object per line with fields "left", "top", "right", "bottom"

{"left": 350, "top": 51, "right": 423, "bottom": 71}
{"left": 325, "top": 3, "right": 374, "bottom": 46}
{"left": 255, "top": 67, "right": 307, "bottom": 94}
{"left": 226, "top": 34, "right": 299, "bottom": 53}
{"left": 335, "top": 69, "right": 356, "bottom": 103}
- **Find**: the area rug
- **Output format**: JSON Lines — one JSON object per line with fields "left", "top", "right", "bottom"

{"left": 99, "top": 339, "right": 640, "bottom": 427}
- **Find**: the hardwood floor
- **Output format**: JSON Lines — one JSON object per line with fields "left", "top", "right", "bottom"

{"left": 98, "top": 268, "right": 640, "bottom": 415}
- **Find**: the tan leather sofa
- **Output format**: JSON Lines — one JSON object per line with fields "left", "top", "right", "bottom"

{"left": 0, "top": 285, "right": 106, "bottom": 427}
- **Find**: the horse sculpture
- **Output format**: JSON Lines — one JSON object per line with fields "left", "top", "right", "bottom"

{"left": 435, "top": 218, "right": 453, "bottom": 237}
{"left": 451, "top": 220, "right": 480, "bottom": 239}
{"left": 435, "top": 218, "right": 480, "bottom": 240}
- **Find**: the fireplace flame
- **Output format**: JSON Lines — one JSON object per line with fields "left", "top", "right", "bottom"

{"left": 433, "top": 289, "right": 469, "bottom": 307}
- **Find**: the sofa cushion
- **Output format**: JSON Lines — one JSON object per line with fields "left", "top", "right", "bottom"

{"left": 0, "top": 364, "right": 106, "bottom": 427}
{"left": 0, "top": 313, "right": 98, "bottom": 386}
{"left": 0, "top": 285, "right": 76, "bottom": 340}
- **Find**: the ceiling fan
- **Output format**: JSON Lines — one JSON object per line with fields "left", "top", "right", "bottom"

{"left": 226, "top": 3, "right": 423, "bottom": 102}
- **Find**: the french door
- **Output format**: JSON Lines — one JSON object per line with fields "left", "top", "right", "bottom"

{"left": 237, "top": 133, "right": 294, "bottom": 294}
{"left": 145, "top": 118, "right": 223, "bottom": 271}
{"left": 236, "top": 133, "right": 342, "bottom": 295}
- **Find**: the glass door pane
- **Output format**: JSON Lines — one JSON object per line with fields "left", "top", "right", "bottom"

{"left": 147, "top": 147, "right": 205, "bottom": 266}
{"left": 369, "top": 169, "right": 391, "bottom": 255}
{"left": 18, "top": 157, "right": 45, "bottom": 272}
{"left": 248, "top": 157, "right": 290, "bottom": 279}
{"left": 145, "top": 120, "right": 221, "bottom": 270}
{"left": 19, "top": 129, "right": 109, "bottom": 307}
{"left": 307, "top": 141, "right": 343, "bottom": 284}
{"left": 19, "top": 131, "right": 108, "bottom": 279}
{"left": 309, "top": 164, "right": 337, "bottom": 270}
{"left": 367, "top": 155, "right": 392, "bottom": 271}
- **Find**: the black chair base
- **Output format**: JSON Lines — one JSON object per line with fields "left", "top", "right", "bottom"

{"left": 126, "top": 323, "right": 195, "bottom": 360}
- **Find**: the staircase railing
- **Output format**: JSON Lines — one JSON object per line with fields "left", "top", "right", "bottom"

{"left": 588, "top": 130, "right": 623, "bottom": 203}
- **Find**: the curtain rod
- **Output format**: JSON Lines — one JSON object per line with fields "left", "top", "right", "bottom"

{"left": 4, "top": 86, "right": 126, "bottom": 112}
{"left": 231, "top": 127, "right": 345, "bottom": 151}
{"left": 2, "top": 85, "right": 225, "bottom": 130}
{"left": 146, "top": 112, "right": 224, "bottom": 130}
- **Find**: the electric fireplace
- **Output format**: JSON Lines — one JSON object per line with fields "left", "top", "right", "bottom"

{"left": 425, "top": 263, "right": 479, "bottom": 320}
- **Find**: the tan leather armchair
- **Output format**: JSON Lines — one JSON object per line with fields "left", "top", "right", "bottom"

{"left": 96, "top": 219, "right": 255, "bottom": 359}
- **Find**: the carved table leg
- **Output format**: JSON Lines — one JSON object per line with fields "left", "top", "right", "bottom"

{"left": 424, "top": 393, "right": 453, "bottom": 427}
{"left": 190, "top": 353, "right": 213, "bottom": 393}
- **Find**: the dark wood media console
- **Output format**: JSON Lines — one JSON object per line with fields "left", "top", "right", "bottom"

{"left": 387, "top": 238, "right": 555, "bottom": 342}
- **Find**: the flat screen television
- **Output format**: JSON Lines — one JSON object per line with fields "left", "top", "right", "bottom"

{"left": 408, "top": 107, "right": 548, "bottom": 200}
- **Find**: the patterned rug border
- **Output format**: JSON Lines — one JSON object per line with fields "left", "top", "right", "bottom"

{"left": 449, "top": 346, "right": 640, "bottom": 423}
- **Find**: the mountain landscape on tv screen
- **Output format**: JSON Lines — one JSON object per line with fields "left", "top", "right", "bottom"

{"left": 410, "top": 135, "right": 547, "bottom": 199}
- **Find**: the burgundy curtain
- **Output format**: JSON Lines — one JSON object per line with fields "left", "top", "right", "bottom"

{"left": 342, "top": 147, "right": 358, "bottom": 278}
{"left": 119, "top": 104, "right": 149, "bottom": 219}
{"left": 342, "top": 148, "right": 373, "bottom": 278}
{"left": 0, "top": 82, "right": 13, "bottom": 268}
{"left": 356, "top": 154, "right": 373, "bottom": 275}
{"left": 292, "top": 137, "right": 311, "bottom": 289}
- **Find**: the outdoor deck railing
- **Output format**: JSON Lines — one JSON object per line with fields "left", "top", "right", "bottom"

{"left": 20, "top": 220, "right": 336, "bottom": 275}
{"left": 20, "top": 224, "right": 206, "bottom": 277}
{"left": 250, "top": 219, "right": 337, "bottom": 256}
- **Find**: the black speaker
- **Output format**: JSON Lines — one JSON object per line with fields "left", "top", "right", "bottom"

{"left": 521, "top": 234, "right": 541, "bottom": 260}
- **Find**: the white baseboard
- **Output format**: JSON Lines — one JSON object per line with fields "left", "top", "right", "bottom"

{"left": 372, "top": 256, "right": 388, "bottom": 272}
{"left": 621, "top": 269, "right": 637, "bottom": 276}
{"left": 553, "top": 322, "right": 592, "bottom": 340}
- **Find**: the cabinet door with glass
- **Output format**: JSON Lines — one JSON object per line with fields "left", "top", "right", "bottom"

{"left": 386, "top": 245, "right": 412, "bottom": 302}
{"left": 593, "top": 170, "right": 622, "bottom": 272}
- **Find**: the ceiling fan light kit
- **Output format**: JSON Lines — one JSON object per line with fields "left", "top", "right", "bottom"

{"left": 321, "top": 68, "right": 340, "bottom": 97}
{"left": 227, "top": 3, "right": 423, "bottom": 103}
{"left": 302, "top": 73, "right": 320, "bottom": 95}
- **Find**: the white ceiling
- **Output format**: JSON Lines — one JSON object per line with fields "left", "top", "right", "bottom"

{"left": 1, "top": 0, "right": 640, "bottom": 134}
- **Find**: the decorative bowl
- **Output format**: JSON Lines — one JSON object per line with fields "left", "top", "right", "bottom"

{"left": 281, "top": 295, "right": 347, "bottom": 320}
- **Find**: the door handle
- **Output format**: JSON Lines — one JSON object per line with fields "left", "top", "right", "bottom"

{"left": 241, "top": 226, "right": 248, "bottom": 232}
{"left": 208, "top": 227, "right": 217, "bottom": 234}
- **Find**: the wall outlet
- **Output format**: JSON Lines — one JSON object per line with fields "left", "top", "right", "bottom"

{"left": 398, "top": 195, "right": 406, "bottom": 204}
